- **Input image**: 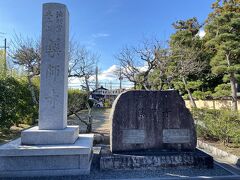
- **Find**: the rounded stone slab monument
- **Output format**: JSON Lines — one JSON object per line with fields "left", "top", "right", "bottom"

{"left": 101, "top": 90, "right": 213, "bottom": 170}
{"left": 0, "top": 3, "right": 93, "bottom": 177}
{"left": 110, "top": 90, "right": 197, "bottom": 152}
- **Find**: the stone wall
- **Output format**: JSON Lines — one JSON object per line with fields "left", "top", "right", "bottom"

{"left": 185, "top": 100, "right": 240, "bottom": 110}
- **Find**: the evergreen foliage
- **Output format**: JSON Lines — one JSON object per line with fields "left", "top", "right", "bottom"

{"left": 192, "top": 108, "right": 240, "bottom": 145}
{"left": 204, "top": 0, "right": 240, "bottom": 110}
{"left": 0, "top": 77, "right": 38, "bottom": 128}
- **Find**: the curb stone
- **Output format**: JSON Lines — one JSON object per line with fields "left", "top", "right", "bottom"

{"left": 197, "top": 140, "right": 240, "bottom": 167}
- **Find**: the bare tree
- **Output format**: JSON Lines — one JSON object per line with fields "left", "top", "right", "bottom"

{"left": 67, "top": 90, "right": 93, "bottom": 133}
{"left": 153, "top": 47, "right": 172, "bottom": 90}
{"left": 115, "top": 47, "right": 138, "bottom": 88}
{"left": 68, "top": 42, "right": 98, "bottom": 90}
{"left": 170, "top": 43, "right": 205, "bottom": 108}
{"left": 10, "top": 34, "right": 41, "bottom": 105}
{"left": 68, "top": 42, "right": 99, "bottom": 132}
{"left": 116, "top": 39, "right": 161, "bottom": 90}
{"left": 113, "top": 66, "right": 124, "bottom": 90}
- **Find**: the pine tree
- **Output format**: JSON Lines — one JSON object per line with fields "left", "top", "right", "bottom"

{"left": 169, "top": 18, "right": 205, "bottom": 108}
{"left": 0, "top": 50, "right": 5, "bottom": 78}
{"left": 205, "top": 0, "right": 240, "bottom": 111}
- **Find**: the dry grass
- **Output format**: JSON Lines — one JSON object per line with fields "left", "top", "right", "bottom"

{"left": 0, "top": 128, "right": 21, "bottom": 144}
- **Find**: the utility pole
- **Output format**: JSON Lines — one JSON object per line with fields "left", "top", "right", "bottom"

{"left": 119, "top": 67, "right": 123, "bottom": 91}
{"left": 4, "top": 38, "right": 7, "bottom": 77}
{"left": 95, "top": 66, "right": 99, "bottom": 90}
{"left": 110, "top": 81, "right": 112, "bottom": 90}
{"left": 0, "top": 37, "right": 8, "bottom": 77}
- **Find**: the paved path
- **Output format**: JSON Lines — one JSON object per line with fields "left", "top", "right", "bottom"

{"left": 91, "top": 108, "right": 111, "bottom": 135}
{"left": 68, "top": 108, "right": 111, "bottom": 134}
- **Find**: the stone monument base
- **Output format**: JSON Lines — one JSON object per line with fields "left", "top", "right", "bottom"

{"left": 100, "top": 149, "right": 213, "bottom": 170}
{"left": 0, "top": 134, "right": 93, "bottom": 177}
{"left": 21, "top": 126, "right": 79, "bottom": 145}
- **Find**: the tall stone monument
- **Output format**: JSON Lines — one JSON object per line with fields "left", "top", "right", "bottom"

{"left": 100, "top": 90, "right": 213, "bottom": 170}
{"left": 0, "top": 3, "right": 93, "bottom": 177}
{"left": 39, "top": 2, "right": 69, "bottom": 130}
{"left": 21, "top": 2, "right": 79, "bottom": 145}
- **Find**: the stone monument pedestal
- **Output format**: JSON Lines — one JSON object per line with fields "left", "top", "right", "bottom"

{"left": 21, "top": 126, "right": 79, "bottom": 145}
{"left": 0, "top": 3, "right": 94, "bottom": 177}
{"left": 0, "top": 134, "right": 93, "bottom": 177}
{"left": 100, "top": 148, "right": 213, "bottom": 170}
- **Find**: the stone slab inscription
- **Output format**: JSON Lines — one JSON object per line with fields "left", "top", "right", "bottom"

{"left": 122, "top": 129, "right": 145, "bottom": 144}
{"left": 163, "top": 129, "right": 190, "bottom": 143}
{"left": 110, "top": 90, "right": 197, "bottom": 152}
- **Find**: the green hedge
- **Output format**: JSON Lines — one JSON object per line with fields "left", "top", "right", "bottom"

{"left": 0, "top": 77, "right": 38, "bottom": 128}
{"left": 192, "top": 108, "right": 240, "bottom": 145}
{"left": 68, "top": 89, "right": 88, "bottom": 115}
{"left": 0, "top": 77, "right": 90, "bottom": 129}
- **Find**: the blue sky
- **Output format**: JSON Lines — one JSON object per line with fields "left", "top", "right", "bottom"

{"left": 0, "top": 0, "right": 215, "bottom": 88}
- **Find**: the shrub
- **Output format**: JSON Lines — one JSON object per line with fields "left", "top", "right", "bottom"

{"left": 212, "top": 84, "right": 231, "bottom": 98}
{"left": 68, "top": 89, "right": 88, "bottom": 115}
{"left": 0, "top": 77, "right": 38, "bottom": 128}
{"left": 192, "top": 108, "right": 240, "bottom": 145}
{"left": 104, "top": 99, "right": 111, "bottom": 108}
{"left": 192, "top": 91, "right": 213, "bottom": 100}
{"left": 68, "top": 89, "right": 93, "bottom": 132}
{"left": 88, "top": 99, "right": 94, "bottom": 108}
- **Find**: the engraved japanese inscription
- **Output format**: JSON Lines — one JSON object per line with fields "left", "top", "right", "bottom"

{"left": 122, "top": 129, "right": 145, "bottom": 144}
{"left": 45, "top": 89, "right": 59, "bottom": 109}
{"left": 163, "top": 129, "right": 190, "bottom": 143}
{"left": 46, "top": 64, "right": 60, "bottom": 81}
{"left": 44, "top": 9, "right": 64, "bottom": 32}
{"left": 45, "top": 38, "right": 62, "bottom": 58}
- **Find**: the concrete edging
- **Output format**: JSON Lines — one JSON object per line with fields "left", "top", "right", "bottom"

{"left": 197, "top": 140, "right": 240, "bottom": 167}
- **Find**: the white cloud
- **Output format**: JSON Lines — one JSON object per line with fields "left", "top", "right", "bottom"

{"left": 68, "top": 65, "right": 118, "bottom": 87}
{"left": 98, "top": 65, "right": 118, "bottom": 81}
{"left": 68, "top": 65, "right": 135, "bottom": 89}
{"left": 68, "top": 77, "right": 82, "bottom": 89}
{"left": 81, "top": 33, "right": 110, "bottom": 49}
{"left": 92, "top": 33, "right": 110, "bottom": 38}
{"left": 198, "top": 29, "right": 206, "bottom": 38}
{"left": 68, "top": 77, "right": 81, "bottom": 84}
{"left": 139, "top": 65, "right": 148, "bottom": 72}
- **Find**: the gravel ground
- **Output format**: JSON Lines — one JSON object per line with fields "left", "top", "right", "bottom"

{"left": 80, "top": 165, "right": 232, "bottom": 179}
{"left": 2, "top": 163, "right": 232, "bottom": 180}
